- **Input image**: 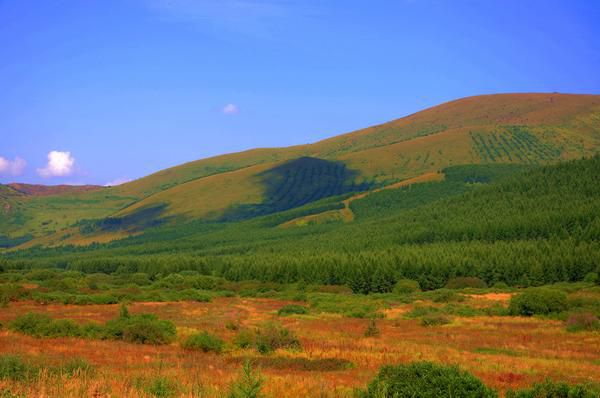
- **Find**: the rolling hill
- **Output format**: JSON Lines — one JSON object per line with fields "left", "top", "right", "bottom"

{"left": 1, "top": 93, "right": 600, "bottom": 248}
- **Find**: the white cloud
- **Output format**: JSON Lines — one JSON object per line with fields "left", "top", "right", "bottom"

{"left": 0, "top": 156, "right": 27, "bottom": 176}
{"left": 37, "top": 151, "right": 75, "bottom": 178}
{"left": 222, "top": 103, "right": 239, "bottom": 114}
{"left": 104, "top": 177, "right": 132, "bottom": 187}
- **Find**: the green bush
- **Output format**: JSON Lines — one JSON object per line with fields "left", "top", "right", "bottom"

{"left": 176, "top": 289, "right": 212, "bottom": 302}
{"left": 583, "top": 272, "right": 598, "bottom": 284}
{"left": 445, "top": 277, "right": 487, "bottom": 289}
{"left": 235, "top": 330, "right": 255, "bottom": 349}
{"left": 10, "top": 309, "right": 176, "bottom": 345}
{"left": 277, "top": 304, "right": 308, "bottom": 316}
{"left": 156, "top": 274, "right": 187, "bottom": 290}
{"left": 43, "top": 318, "right": 82, "bottom": 338}
{"left": 189, "top": 275, "right": 224, "bottom": 290}
{"left": 182, "top": 331, "right": 224, "bottom": 353}
{"left": 115, "top": 314, "right": 176, "bottom": 345}
{"left": 0, "top": 284, "right": 29, "bottom": 305}
{"left": 10, "top": 313, "right": 96, "bottom": 339}
{"left": 421, "top": 289, "right": 465, "bottom": 303}
{"left": 25, "top": 269, "right": 58, "bottom": 281}
{"left": 393, "top": 279, "right": 421, "bottom": 295}
{"left": 506, "top": 380, "right": 599, "bottom": 398}
{"left": 255, "top": 323, "right": 301, "bottom": 354}
{"left": 360, "top": 361, "right": 497, "bottom": 398}
{"left": 9, "top": 312, "right": 54, "bottom": 337}
{"left": 492, "top": 282, "right": 509, "bottom": 289}
{"left": 129, "top": 272, "right": 152, "bottom": 286}
{"left": 509, "top": 288, "right": 568, "bottom": 316}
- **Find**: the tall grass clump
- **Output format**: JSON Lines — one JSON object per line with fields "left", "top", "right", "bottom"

{"left": 0, "top": 355, "right": 36, "bottom": 381}
{"left": 235, "top": 323, "right": 301, "bottom": 354}
{"left": 565, "top": 313, "right": 600, "bottom": 332}
{"left": 182, "top": 331, "right": 224, "bottom": 353}
{"left": 364, "top": 318, "right": 380, "bottom": 337}
{"left": 228, "top": 360, "right": 263, "bottom": 398}
{"left": 145, "top": 376, "right": 178, "bottom": 398}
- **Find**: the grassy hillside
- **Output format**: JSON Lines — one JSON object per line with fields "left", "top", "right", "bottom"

{"left": 2, "top": 93, "right": 600, "bottom": 245}
{"left": 3, "top": 156, "right": 599, "bottom": 293}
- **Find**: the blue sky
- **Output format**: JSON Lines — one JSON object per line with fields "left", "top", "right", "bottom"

{"left": 1, "top": 0, "right": 599, "bottom": 185}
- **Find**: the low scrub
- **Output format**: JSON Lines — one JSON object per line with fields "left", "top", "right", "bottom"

{"left": 359, "top": 361, "right": 497, "bottom": 397}
{"left": 0, "top": 284, "right": 30, "bottom": 305}
{"left": 309, "top": 293, "right": 382, "bottom": 318}
{"left": 277, "top": 304, "right": 308, "bottom": 316}
{"left": 9, "top": 312, "right": 81, "bottom": 338}
{"left": 420, "top": 314, "right": 452, "bottom": 327}
{"left": 565, "top": 313, "right": 600, "bottom": 332}
{"left": 506, "top": 380, "right": 599, "bottom": 398}
{"left": 509, "top": 288, "right": 568, "bottom": 316}
{"left": 252, "top": 356, "right": 352, "bottom": 372}
{"left": 419, "top": 289, "right": 465, "bottom": 303}
{"left": 104, "top": 312, "right": 176, "bottom": 345}
{"left": 182, "top": 331, "right": 224, "bottom": 353}
{"left": 235, "top": 323, "right": 301, "bottom": 354}
{"left": 9, "top": 307, "right": 176, "bottom": 345}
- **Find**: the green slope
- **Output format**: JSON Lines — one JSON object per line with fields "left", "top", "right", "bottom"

{"left": 3, "top": 156, "right": 599, "bottom": 291}
{"left": 2, "top": 93, "right": 600, "bottom": 245}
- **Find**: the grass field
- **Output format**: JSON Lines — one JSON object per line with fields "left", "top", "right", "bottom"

{"left": 0, "top": 284, "right": 599, "bottom": 397}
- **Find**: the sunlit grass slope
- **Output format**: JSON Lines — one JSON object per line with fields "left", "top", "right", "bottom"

{"left": 2, "top": 93, "right": 600, "bottom": 245}
{"left": 103, "top": 93, "right": 600, "bottom": 229}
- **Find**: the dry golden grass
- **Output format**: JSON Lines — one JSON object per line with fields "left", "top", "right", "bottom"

{"left": 116, "top": 162, "right": 278, "bottom": 220}
{"left": 1, "top": 295, "right": 599, "bottom": 397}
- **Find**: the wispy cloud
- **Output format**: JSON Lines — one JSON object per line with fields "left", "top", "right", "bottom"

{"left": 222, "top": 103, "right": 240, "bottom": 114}
{"left": 37, "top": 151, "right": 75, "bottom": 178}
{"left": 144, "top": 0, "right": 313, "bottom": 38}
{"left": 104, "top": 177, "right": 132, "bottom": 187}
{"left": 0, "top": 156, "right": 26, "bottom": 176}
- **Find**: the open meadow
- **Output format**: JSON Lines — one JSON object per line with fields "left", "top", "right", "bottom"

{"left": 1, "top": 275, "right": 599, "bottom": 397}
